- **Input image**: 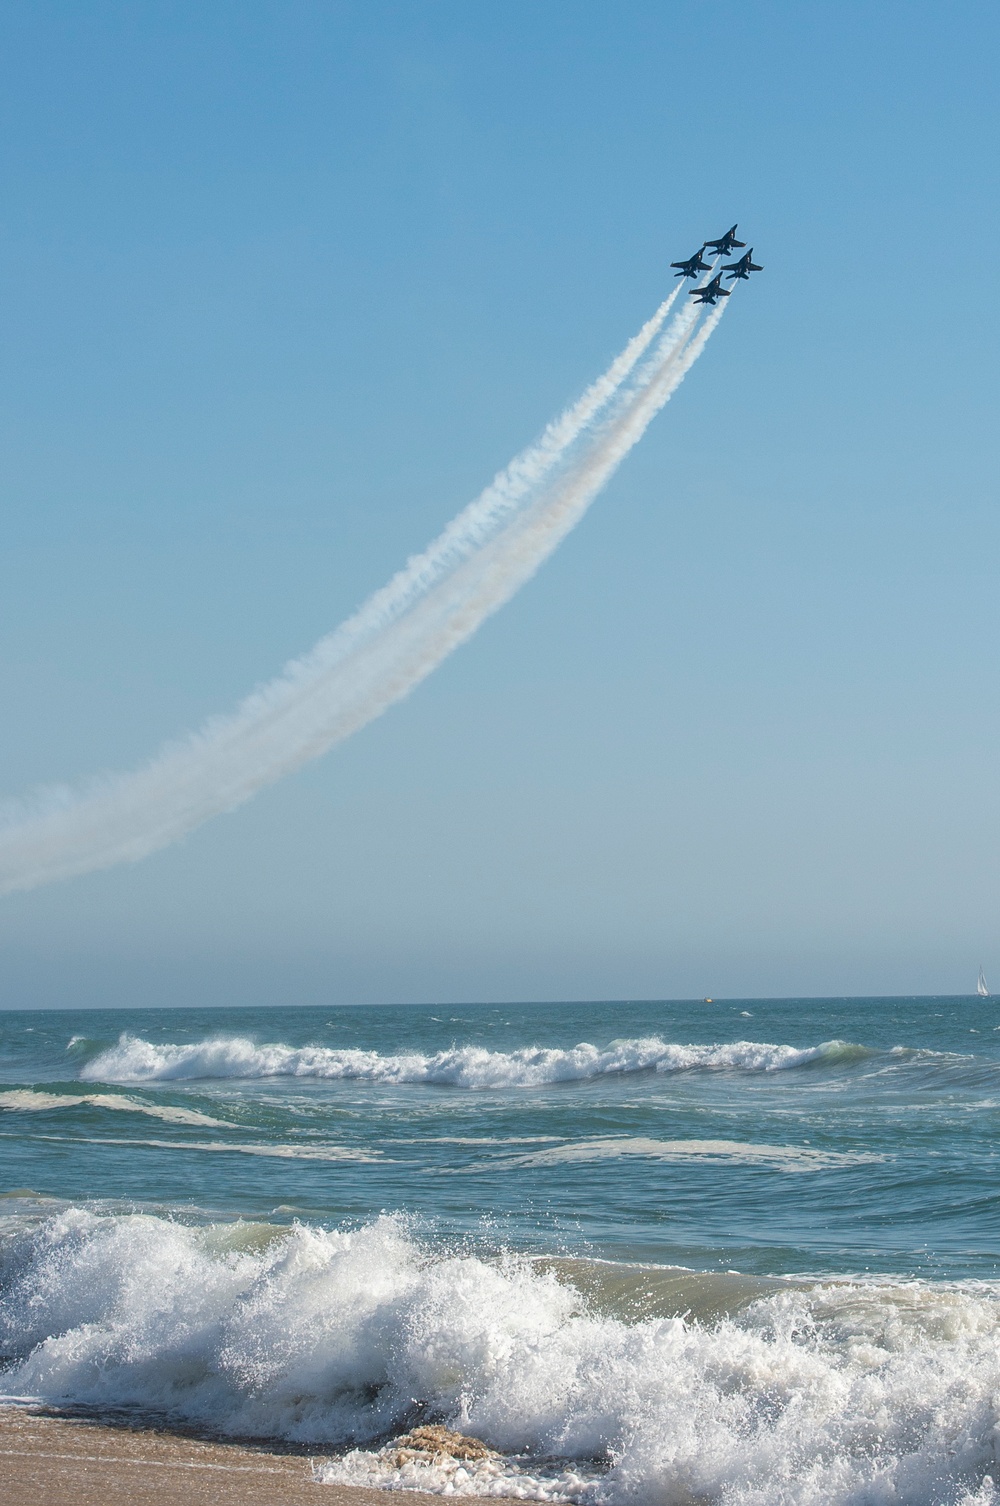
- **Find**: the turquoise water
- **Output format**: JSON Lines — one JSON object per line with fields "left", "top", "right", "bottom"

{"left": 2, "top": 997, "right": 998, "bottom": 1277}
{"left": 3, "top": 997, "right": 1000, "bottom": 1503}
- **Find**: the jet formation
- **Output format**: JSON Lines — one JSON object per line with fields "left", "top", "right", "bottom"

{"left": 669, "top": 224, "right": 763, "bottom": 305}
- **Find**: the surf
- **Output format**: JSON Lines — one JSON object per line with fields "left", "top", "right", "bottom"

{"left": 4, "top": 1207, "right": 1000, "bottom": 1506}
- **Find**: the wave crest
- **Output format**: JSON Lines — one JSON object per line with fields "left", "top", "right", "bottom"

{"left": 78, "top": 1033, "right": 864, "bottom": 1086}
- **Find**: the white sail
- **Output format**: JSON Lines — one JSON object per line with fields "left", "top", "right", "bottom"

{"left": 977, "top": 967, "right": 989, "bottom": 998}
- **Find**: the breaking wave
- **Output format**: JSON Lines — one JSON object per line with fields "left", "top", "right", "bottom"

{"left": 3, "top": 1209, "right": 1000, "bottom": 1506}
{"left": 78, "top": 1034, "right": 866, "bottom": 1086}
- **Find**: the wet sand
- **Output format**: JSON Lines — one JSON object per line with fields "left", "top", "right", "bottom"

{"left": 0, "top": 1406, "right": 517, "bottom": 1506}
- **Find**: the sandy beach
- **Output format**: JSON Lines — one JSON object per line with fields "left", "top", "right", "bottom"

{"left": 0, "top": 1406, "right": 519, "bottom": 1506}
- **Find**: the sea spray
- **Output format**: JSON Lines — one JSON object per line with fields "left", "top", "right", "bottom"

{"left": 4, "top": 1208, "right": 1000, "bottom": 1506}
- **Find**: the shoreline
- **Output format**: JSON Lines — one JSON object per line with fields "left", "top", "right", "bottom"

{"left": 0, "top": 1405, "right": 522, "bottom": 1506}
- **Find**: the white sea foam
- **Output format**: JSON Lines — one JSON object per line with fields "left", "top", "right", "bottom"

{"left": 322, "top": 1448, "right": 598, "bottom": 1499}
{"left": 489, "top": 1138, "right": 885, "bottom": 1172}
{"left": 20, "top": 1134, "right": 380, "bottom": 1162}
{"left": 394, "top": 1136, "right": 563, "bottom": 1146}
{"left": 79, "top": 1033, "right": 864, "bottom": 1086}
{"left": 3, "top": 1210, "right": 1000, "bottom": 1506}
{"left": 0, "top": 1089, "right": 227, "bottom": 1128}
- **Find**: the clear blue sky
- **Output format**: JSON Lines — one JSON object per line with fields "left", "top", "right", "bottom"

{"left": 1, "top": 0, "right": 998, "bottom": 1007}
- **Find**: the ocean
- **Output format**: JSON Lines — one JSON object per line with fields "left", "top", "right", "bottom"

{"left": 2, "top": 996, "right": 1000, "bottom": 1503}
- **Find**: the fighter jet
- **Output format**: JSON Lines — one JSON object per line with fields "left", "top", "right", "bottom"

{"left": 722, "top": 249, "right": 763, "bottom": 281}
{"left": 689, "top": 274, "right": 731, "bottom": 305}
{"left": 670, "top": 246, "right": 712, "bottom": 278}
{"left": 704, "top": 225, "right": 746, "bottom": 257}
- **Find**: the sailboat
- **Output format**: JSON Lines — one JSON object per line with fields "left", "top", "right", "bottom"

{"left": 977, "top": 966, "right": 990, "bottom": 998}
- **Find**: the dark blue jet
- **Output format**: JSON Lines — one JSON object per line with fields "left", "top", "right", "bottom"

{"left": 723, "top": 249, "right": 763, "bottom": 281}
{"left": 705, "top": 224, "right": 746, "bottom": 257}
{"left": 689, "top": 274, "right": 731, "bottom": 305}
{"left": 670, "top": 246, "right": 712, "bottom": 278}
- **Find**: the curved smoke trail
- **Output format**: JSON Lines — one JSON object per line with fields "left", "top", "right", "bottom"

{"left": 0, "top": 286, "right": 728, "bottom": 896}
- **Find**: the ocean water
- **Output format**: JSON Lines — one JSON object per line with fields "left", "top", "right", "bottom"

{"left": 2, "top": 996, "right": 1000, "bottom": 1504}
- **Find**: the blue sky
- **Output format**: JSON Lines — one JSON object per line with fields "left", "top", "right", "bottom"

{"left": 1, "top": 0, "right": 999, "bottom": 1007}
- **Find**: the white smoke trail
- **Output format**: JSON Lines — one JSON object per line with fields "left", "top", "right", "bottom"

{"left": 0, "top": 286, "right": 727, "bottom": 896}
{"left": 329, "top": 280, "right": 687, "bottom": 639}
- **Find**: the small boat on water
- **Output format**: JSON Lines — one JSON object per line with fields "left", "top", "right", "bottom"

{"left": 977, "top": 966, "right": 990, "bottom": 998}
